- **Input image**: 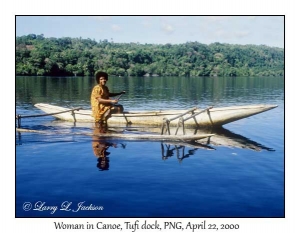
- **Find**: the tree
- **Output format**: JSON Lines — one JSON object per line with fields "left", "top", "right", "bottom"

{"left": 16, "top": 34, "right": 284, "bottom": 77}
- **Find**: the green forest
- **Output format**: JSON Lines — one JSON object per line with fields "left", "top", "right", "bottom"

{"left": 16, "top": 34, "right": 284, "bottom": 77}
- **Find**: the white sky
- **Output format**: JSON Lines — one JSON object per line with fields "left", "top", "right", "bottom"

{"left": 16, "top": 15, "right": 284, "bottom": 48}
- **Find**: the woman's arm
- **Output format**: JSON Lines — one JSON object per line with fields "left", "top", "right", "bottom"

{"left": 97, "top": 98, "right": 118, "bottom": 104}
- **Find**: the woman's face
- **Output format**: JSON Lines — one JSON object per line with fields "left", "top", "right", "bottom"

{"left": 99, "top": 76, "right": 107, "bottom": 86}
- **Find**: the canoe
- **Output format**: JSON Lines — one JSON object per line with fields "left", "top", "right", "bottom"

{"left": 33, "top": 103, "right": 277, "bottom": 128}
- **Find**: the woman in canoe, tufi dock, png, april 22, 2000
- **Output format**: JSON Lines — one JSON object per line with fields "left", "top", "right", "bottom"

{"left": 90, "top": 71, "right": 126, "bottom": 127}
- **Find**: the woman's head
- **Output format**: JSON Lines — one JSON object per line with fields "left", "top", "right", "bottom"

{"left": 95, "top": 71, "right": 108, "bottom": 84}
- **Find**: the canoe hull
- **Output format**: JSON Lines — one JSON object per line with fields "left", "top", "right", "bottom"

{"left": 34, "top": 103, "right": 277, "bottom": 128}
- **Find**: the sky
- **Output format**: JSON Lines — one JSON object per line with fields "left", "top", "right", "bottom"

{"left": 16, "top": 16, "right": 284, "bottom": 48}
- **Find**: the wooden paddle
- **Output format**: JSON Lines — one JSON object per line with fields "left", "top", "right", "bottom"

{"left": 106, "top": 92, "right": 125, "bottom": 118}
{"left": 115, "top": 92, "right": 124, "bottom": 101}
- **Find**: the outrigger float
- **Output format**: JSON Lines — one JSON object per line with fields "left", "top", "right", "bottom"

{"left": 15, "top": 127, "right": 214, "bottom": 142}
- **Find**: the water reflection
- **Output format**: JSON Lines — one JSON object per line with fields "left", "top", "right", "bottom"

{"left": 161, "top": 140, "right": 217, "bottom": 162}
{"left": 195, "top": 127, "right": 275, "bottom": 152}
{"left": 16, "top": 76, "right": 284, "bottom": 109}
{"left": 93, "top": 125, "right": 114, "bottom": 171}
{"left": 161, "top": 143, "right": 199, "bottom": 163}
{"left": 16, "top": 121, "right": 275, "bottom": 153}
{"left": 16, "top": 132, "right": 22, "bottom": 146}
{"left": 90, "top": 125, "right": 275, "bottom": 168}
{"left": 93, "top": 140, "right": 112, "bottom": 171}
{"left": 92, "top": 125, "right": 126, "bottom": 171}
{"left": 159, "top": 126, "right": 276, "bottom": 163}
{"left": 144, "top": 126, "right": 275, "bottom": 152}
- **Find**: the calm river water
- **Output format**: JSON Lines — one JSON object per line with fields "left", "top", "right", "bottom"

{"left": 16, "top": 76, "right": 284, "bottom": 217}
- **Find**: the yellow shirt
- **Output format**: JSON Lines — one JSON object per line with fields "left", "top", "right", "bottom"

{"left": 90, "top": 85, "right": 111, "bottom": 122}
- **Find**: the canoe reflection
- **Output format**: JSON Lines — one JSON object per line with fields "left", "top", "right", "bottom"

{"left": 161, "top": 139, "right": 216, "bottom": 162}
{"left": 195, "top": 127, "right": 275, "bottom": 151}
{"left": 161, "top": 143, "right": 198, "bottom": 163}
{"left": 137, "top": 126, "right": 275, "bottom": 152}
{"left": 90, "top": 124, "right": 275, "bottom": 168}
{"left": 42, "top": 121, "right": 274, "bottom": 152}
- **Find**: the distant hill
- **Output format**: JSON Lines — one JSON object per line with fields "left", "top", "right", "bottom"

{"left": 16, "top": 34, "right": 284, "bottom": 77}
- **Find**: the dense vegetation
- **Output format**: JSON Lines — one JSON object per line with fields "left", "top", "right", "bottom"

{"left": 16, "top": 34, "right": 284, "bottom": 77}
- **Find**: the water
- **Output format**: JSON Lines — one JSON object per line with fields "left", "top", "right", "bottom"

{"left": 16, "top": 76, "right": 284, "bottom": 217}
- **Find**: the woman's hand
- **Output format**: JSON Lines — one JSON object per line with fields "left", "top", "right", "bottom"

{"left": 111, "top": 99, "right": 118, "bottom": 104}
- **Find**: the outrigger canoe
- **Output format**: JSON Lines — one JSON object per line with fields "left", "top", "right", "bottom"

{"left": 33, "top": 103, "right": 277, "bottom": 128}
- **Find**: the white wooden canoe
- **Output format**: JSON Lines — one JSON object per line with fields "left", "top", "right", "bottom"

{"left": 34, "top": 103, "right": 277, "bottom": 128}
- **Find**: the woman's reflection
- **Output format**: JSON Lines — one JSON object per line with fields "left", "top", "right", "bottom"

{"left": 92, "top": 123, "right": 126, "bottom": 171}
{"left": 92, "top": 124, "right": 116, "bottom": 171}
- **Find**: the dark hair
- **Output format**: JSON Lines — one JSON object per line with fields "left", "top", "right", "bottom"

{"left": 95, "top": 71, "right": 108, "bottom": 84}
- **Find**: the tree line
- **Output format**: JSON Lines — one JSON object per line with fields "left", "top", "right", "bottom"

{"left": 16, "top": 34, "right": 284, "bottom": 77}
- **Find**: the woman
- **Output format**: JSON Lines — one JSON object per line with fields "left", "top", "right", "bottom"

{"left": 90, "top": 71, "right": 125, "bottom": 124}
